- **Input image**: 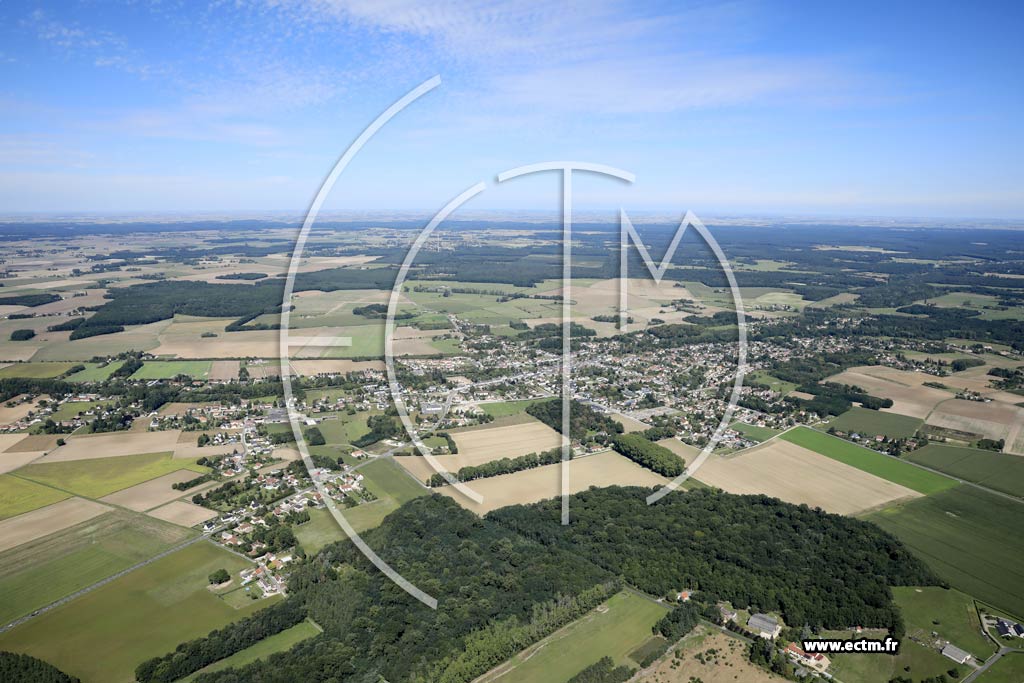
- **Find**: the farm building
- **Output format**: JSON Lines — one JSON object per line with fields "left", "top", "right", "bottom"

{"left": 748, "top": 613, "right": 782, "bottom": 639}
{"left": 941, "top": 644, "right": 972, "bottom": 664}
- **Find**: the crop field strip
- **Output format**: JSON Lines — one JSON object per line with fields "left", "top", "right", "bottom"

{"left": 906, "top": 444, "right": 1024, "bottom": 498}
{"left": 779, "top": 427, "right": 957, "bottom": 495}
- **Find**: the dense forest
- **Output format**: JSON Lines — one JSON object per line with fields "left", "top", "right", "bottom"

{"left": 526, "top": 399, "right": 623, "bottom": 440}
{"left": 138, "top": 487, "right": 935, "bottom": 683}
{"left": 0, "top": 652, "right": 80, "bottom": 682}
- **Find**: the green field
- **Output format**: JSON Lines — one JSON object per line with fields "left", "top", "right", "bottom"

{"left": 297, "top": 458, "right": 428, "bottom": 548}
{"left": 65, "top": 362, "right": 123, "bottom": 382}
{"left": 481, "top": 399, "right": 546, "bottom": 418}
{"left": 0, "top": 510, "right": 194, "bottom": 624}
{"left": 893, "top": 586, "right": 994, "bottom": 659}
{"left": 131, "top": 360, "right": 212, "bottom": 380}
{"left": 828, "top": 634, "right": 970, "bottom": 683}
{"left": 869, "top": 485, "right": 1024, "bottom": 619}
{"left": 781, "top": 427, "right": 956, "bottom": 495}
{"left": 826, "top": 407, "right": 923, "bottom": 438}
{"left": 0, "top": 474, "right": 70, "bottom": 519}
{"left": 180, "top": 619, "right": 322, "bottom": 682}
{"left": 46, "top": 400, "right": 113, "bottom": 422}
{"left": 0, "top": 362, "right": 77, "bottom": 379}
{"left": 493, "top": 591, "right": 668, "bottom": 682}
{"left": 746, "top": 370, "right": 798, "bottom": 394}
{"left": 0, "top": 542, "right": 276, "bottom": 683}
{"left": 15, "top": 451, "right": 208, "bottom": 499}
{"left": 730, "top": 421, "right": 782, "bottom": 442}
{"left": 978, "top": 652, "right": 1024, "bottom": 682}
{"left": 906, "top": 444, "right": 1024, "bottom": 498}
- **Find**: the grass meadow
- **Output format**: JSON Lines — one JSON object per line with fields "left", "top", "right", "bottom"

{"left": 826, "top": 407, "right": 923, "bottom": 438}
{"left": 15, "top": 451, "right": 208, "bottom": 499}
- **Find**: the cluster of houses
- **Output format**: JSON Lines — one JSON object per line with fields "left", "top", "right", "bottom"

{"left": 239, "top": 551, "right": 294, "bottom": 597}
{"left": 996, "top": 617, "right": 1024, "bottom": 639}
{"left": 783, "top": 643, "right": 831, "bottom": 673}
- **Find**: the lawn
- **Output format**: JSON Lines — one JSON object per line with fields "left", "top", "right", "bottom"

{"left": 314, "top": 410, "right": 379, "bottom": 446}
{"left": 65, "top": 362, "right": 122, "bottom": 383}
{"left": 293, "top": 508, "right": 345, "bottom": 554}
{"left": 488, "top": 591, "right": 668, "bottom": 683}
{"left": 730, "top": 421, "right": 782, "bottom": 442}
{"left": 130, "top": 360, "right": 212, "bottom": 380}
{"left": 826, "top": 407, "right": 923, "bottom": 439}
{"left": 15, "top": 451, "right": 208, "bottom": 499}
{"left": 481, "top": 399, "right": 546, "bottom": 418}
{"left": 0, "top": 362, "right": 78, "bottom": 379}
{"left": 906, "top": 444, "right": 1024, "bottom": 498}
{"left": 180, "top": 619, "right": 322, "bottom": 682}
{"left": 869, "top": 485, "right": 1024, "bottom": 620}
{"left": 0, "top": 542, "right": 276, "bottom": 683}
{"left": 0, "top": 510, "right": 194, "bottom": 624}
{"left": 747, "top": 370, "right": 798, "bottom": 395}
{"left": 780, "top": 427, "right": 956, "bottom": 495}
{"left": 893, "top": 586, "right": 994, "bottom": 659}
{"left": 0, "top": 474, "right": 70, "bottom": 519}
{"left": 978, "top": 653, "right": 1024, "bottom": 683}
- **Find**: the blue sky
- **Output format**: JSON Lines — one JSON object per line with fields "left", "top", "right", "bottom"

{"left": 0, "top": 0, "right": 1022, "bottom": 218}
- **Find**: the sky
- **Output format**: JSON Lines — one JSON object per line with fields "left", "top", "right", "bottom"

{"left": 0, "top": 0, "right": 1022, "bottom": 218}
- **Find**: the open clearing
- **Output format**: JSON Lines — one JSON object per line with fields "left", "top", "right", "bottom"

{"left": 439, "top": 451, "right": 668, "bottom": 515}
{"left": 0, "top": 473, "right": 70, "bottom": 519}
{"left": 926, "top": 398, "right": 1024, "bottom": 443}
{"left": 98, "top": 469, "right": 203, "bottom": 511}
{"left": 147, "top": 500, "right": 219, "bottom": 527}
{"left": 479, "top": 590, "right": 668, "bottom": 683}
{"left": 180, "top": 619, "right": 322, "bottom": 682}
{"left": 869, "top": 485, "right": 1024, "bottom": 619}
{"left": 906, "top": 444, "right": 1024, "bottom": 498}
{"left": 17, "top": 451, "right": 207, "bottom": 499}
{"left": 0, "top": 509, "right": 193, "bottom": 624}
{"left": 35, "top": 429, "right": 182, "bottom": 462}
{"left": 781, "top": 427, "right": 957, "bottom": 494}
{"left": 638, "top": 625, "right": 784, "bottom": 683}
{"left": 696, "top": 439, "right": 921, "bottom": 515}
{"left": 826, "top": 406, "right": 923, "bottom": 438}
{"left": 0, "top": 497, "right": 111, "bottom": 552}
{"left": 827, "top": 628, "right": 971, "bottom": 683}
{"left": 826, "top": 366, "right": 952, "bottom": 419}
{"left": 0, "top": 541, "right": 276, "bottom": 683}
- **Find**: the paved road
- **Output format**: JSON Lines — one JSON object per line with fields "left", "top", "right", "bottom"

{"left": 964, "top": 645, "right": 1019, "bottom": 683}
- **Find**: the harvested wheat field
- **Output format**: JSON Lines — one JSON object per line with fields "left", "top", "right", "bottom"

{"left": 99, "top": 470, "right": 201, "bottom": 511}
{"left": 826, "top": 366, "right": 951, "bottom": 419}
{"left": 655, "top": 438, "right": 700, "bottom": 466}
{"left": 208, "top": 360, "right": 240, "bottom": 381}
{"left": 288, "top": 359, "right": 384, "bottom": 375}
{"left": 926, "top": 399, "right": 1024, "bottom": 443}
{"left": 452, "top": 421, "right": 563, "bottom": 462}
{"left": 4, "top": 433, "right": 62, "bottom": 453}
{"left": 439, "top": 451, "right": 668, "bottom": 515}
{"left": 0, "top": 497, "right": 111, "bottom": 553}
{"left": 37, "top": 430, "right": 182, "bottom": 463}
{"left": 611, "top": 412, "right": 650, "bottom": 433}
{"left": 0, "top": 395, "right": 46, "bottom": 425}
{"left": 695, "top": 439, "right": 920, "bottom": 515}
{"left": 146, "top": 500, "right": 218, "bottom": 527}
{"left": 0, "top": 450, "right": 46, "bottom": 474}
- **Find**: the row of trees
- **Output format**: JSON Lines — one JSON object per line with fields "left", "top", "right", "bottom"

{"left": 428, "top": 447, "right": 563, "bottom": 487}
{"left": 610, "top": 433, "right": 685, "bottom": 477}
